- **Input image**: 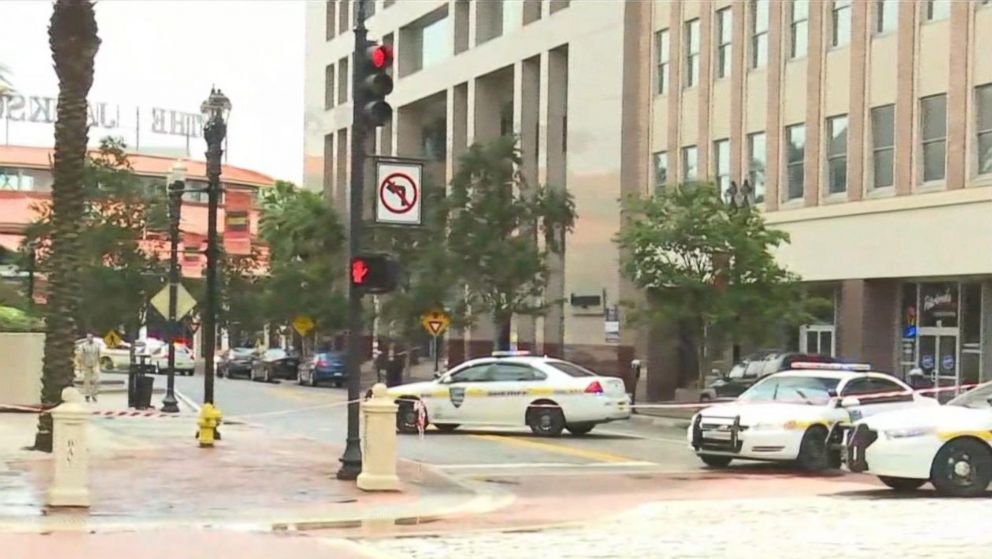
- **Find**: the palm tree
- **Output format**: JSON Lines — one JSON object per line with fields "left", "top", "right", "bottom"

{"left": 34, "top": 0, "right": 101, "bottom": 452}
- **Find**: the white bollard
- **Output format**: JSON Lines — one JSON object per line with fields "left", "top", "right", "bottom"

{"left": 46, "top": 387, "right": 90, "bottom": 508}
{"left": 357, "top": 383, "right": 401, "bottom": 492}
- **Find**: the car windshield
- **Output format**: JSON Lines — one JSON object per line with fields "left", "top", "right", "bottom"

{"left": 231, "top": 348, "right": 254, "bottom": 357}
{"left": 947, "top": 382, "right": 992, "bottom": 409}
{"left": 264, "top": 349, "right": 286, "bottom": 360}
{"left": 738, "top": 375, "right": 840, "bottom": 405}
{"left": 547, "top": 361, "right": 597, "bottom": 378}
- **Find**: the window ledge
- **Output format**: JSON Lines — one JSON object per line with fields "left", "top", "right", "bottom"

{"left": 915, "top": 181, "right": 947, "bottom": 194}
{"left": 822, "top": 191, "right": 849, "bottom": 204}
{"left": 970, "top": 174, "right": 992, "bottom": 188}
{"left": 866, "top": 186, "right": 896, "bottom": 199}
{"left": 780, "top": 198, "right": 806, "bottom": 210}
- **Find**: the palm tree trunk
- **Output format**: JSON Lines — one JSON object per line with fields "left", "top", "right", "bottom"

{"left": 34, "top": 0, "right": 100, "bottom": 452}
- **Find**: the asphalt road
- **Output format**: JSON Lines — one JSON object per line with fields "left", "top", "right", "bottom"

{"left": 172, "top": 373, "right": 703, "bottom": 475}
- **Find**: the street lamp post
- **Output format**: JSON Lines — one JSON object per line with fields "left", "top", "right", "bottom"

{"left": 200, "top": 87, "right": 231, "bottom": 406}
{"left": 161, "top": 160, "right": 187, "bottom": 414}
{"left": 724, "top": 179, "right": 754, "bottom": 364}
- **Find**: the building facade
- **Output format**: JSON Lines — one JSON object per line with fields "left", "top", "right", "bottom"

{"left": 304, "top": 0, "right": 653, "bottom": 377}
{"left": 305, "top": 0, "right": 992, "bottom": 399}
{"left": 651, "top": 0, "right": 992, "bottom": 395}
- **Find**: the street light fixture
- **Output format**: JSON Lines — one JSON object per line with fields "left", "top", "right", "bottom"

{"left": 161, "top": 159, "right": 187, "bottom": 414}
{"left": 200, "top": 87, "right": 231, "bottom": 406}
{"left": 723, "top": 178, "right": 754, "bottom": 365}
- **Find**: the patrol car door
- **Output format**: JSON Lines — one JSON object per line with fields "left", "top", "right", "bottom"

{"left": 434, "top": 363, "right": 494, "bottom": 425}
{"left": 482, "top": 362, "right": 548, "bottom": 425}
{"left": 840, "top": 377, "right": 916, "bottom": 422}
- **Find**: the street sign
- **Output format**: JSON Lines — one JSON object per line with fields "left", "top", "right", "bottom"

{"left": 150, "top": 283, "right": 198, "bottom": 321}
{"left": 420, "top": 310, "right": 450, "bottom": 337}
{"left": 293, "top": 315, "right": 315, "bottom": 336}
{"left": 104, "top": 330, "right": 122, "bottom": 348}
{"left": 375, "top": 160, "right": 423, "bottom": 226}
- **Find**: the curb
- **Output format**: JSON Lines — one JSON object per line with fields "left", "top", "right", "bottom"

{"left": 629, "top": 413, "right": 692, "bottom": 430}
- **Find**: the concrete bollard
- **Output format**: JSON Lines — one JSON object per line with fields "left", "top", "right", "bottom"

{"left": 47, "top": 387, "right": 90, "bottom": 508}
{"left": 357, "top": 383, "right": 401, "bottom": 492}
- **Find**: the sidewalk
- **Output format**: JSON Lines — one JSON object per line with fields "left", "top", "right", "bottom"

{"left": 0, "top": 390, "right": 483, "bottom": 535}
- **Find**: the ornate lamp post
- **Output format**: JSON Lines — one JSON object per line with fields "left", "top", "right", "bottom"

{"left": 161, "top": 160, "right": 187, "bottom": 413}
{"left": 723, "top": 178, "right": 754, "bottom": 364}
{"left": 200, "top": 88, "right": 231, "bottom": 406}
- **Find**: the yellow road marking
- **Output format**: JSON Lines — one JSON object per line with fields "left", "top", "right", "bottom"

{"left": 469, "top": 434, "right": 636, "bottom": 464}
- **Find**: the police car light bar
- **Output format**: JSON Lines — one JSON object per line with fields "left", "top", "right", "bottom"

{"left": 791, "top": 362, "right": 872, "bottom": 372}
{"left": 491, "top": 351, "right": 532, "bottom": 358}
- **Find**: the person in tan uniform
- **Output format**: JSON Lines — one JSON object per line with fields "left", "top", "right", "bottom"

{"left": 76, "top": 333, "right": 102, "bottom": 403}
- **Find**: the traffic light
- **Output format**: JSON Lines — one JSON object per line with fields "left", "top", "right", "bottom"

{"left": 350, "top": 253, "right": 399, "bottom": 294}
{"left": 358, "top": 42, "right": 393, "bottom": 127}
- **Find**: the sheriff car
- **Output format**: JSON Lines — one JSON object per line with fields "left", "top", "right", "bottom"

{"left": 386, "top": 352, "right": 630, "bottom": 436}
{"left": 846, "top": 381, "right": 992, "bottom": 497}
{"left": 687, "top": 363, "right": 939, "bottom": 470}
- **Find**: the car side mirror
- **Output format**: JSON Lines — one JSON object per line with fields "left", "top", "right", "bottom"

{"left": 840, "top": 396, "right": 860, "bottom": 408}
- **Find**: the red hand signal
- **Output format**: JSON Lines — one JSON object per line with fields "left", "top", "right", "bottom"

{"left": 351, "top": 259, "right": 370, "bottom": 284}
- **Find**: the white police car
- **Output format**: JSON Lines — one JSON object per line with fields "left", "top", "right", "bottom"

{"left": 687, "top": 363, "right": 938, "bottom": 470}
{"left": 386, "top": 352, "right": 631, "bottom": 436}
{"left": 846, "top": 381, "right": 992, "bottom": 497}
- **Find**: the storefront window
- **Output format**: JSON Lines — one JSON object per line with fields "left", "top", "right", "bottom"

{"left": 920, "top": 283, "right": 958, "bottom": 328}
{"left": 961, "top": 283, "right": 982, "bottom": 385}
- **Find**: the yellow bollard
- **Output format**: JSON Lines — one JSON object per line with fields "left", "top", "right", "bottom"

{"left": 196, "top": 403, "right": 223, "bottom": 447}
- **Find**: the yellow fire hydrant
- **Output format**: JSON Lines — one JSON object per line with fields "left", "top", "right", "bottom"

{"left": 196, "top": 403, "right": 223, "bottom": 448}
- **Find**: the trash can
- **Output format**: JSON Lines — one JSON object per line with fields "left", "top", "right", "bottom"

{"left": 134, "top": 375, "right": 155, "bottom": 410}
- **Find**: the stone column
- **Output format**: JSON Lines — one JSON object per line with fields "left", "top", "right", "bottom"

{"left": 357, "top": 383, "right": 401, "bottom": 492}
{"left": 47, "top": 387, "right": 90, "bottom": 508}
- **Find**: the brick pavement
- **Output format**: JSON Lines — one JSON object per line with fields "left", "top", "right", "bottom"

{"left": 368, "top": 494, "right": 992, "bottom": 559}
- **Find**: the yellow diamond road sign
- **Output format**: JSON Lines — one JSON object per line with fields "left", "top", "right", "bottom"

{"left": 420, "top": 310, "right": 450, "bottom": 337}
{"left": 104, "top": 330, "right": 122, "bottom": 348}
{"left": 293, "top": 315, "right": 315, "bottom": 335}
{"left": 150, "top": 283, "right": 198, "bottom": 321}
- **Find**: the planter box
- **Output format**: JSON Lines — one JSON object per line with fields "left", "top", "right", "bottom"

{"left": 0, "top": 332, "right": 45, "bottom": 407}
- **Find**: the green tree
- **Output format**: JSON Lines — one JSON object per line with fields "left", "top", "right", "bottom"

{"left": 258, "top": 181, "right": 347, "bottom": 344}
{"left": 26, "top": 138, "right": 168, "bottom": 337}
{"left": 617, "top": 182, "right": 814, "bottom": 389}
{"left": 446, "top": 136, "right": 576, "bottom": 350}
{"left": 35, "top": 0, "right": 101, "bottom": 451}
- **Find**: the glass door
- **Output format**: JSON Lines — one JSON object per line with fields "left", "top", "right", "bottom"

{"left": 799, "top": 324, "right": 835, "bottom": 356}
{"left": 918, "top": 328, "right": 959, "bottom": 402}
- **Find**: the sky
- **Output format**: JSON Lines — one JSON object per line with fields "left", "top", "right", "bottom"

{"left": 0, "top": 0, "right": 305, "bottom": 183}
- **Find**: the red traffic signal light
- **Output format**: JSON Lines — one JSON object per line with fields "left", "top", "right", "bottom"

{"left": 359, "top": 41, "right": 393, "bottom": 128}
{"left": 369, "top": 44, "right": 393, "bottom": 69}
{"left": 350, "top": 254, "right": 399, "bottom": 294}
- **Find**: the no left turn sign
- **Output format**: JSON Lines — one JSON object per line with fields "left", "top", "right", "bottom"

{"left": 375, "top": 160, "right": 423, "bottom": 225}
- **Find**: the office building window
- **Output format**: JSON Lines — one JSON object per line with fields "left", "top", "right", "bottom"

{"left": 324, "top": 64, "right": 335, "bottom": 109}
{"left": 925, "top": 0, "right": 951, "bottom": 22}
{"left": 871, "top": 104, "right": 895, "bottom": 189}
{"left": 325, "top": 0, "right": 336, "bottom": 40}
{"left": 653, "top": 151, "right": 668, "bottom": 191}
{"left": 921, "top": 94, "right": 947, "bottom": 182}
{"left": 682, "top": 145, "right": 698, "bottom": 182}
{"left": 786, "top": 124, "right": 806, "bottom": 200}
{"left": 715, "top": 8, "right": 732, "bottom": 80}
{"left": 337, "top": 56, "right": 349, "bottom": 104}
{"left": 750, "top": 0, "right": 769, "bottom": 69}
{"left": 832, "top": 0, "right": 851, "bottom": 47}
{"left": 976, "top": 84, "right": 992, "bottom": 175}
{"left": 714, "top": 139, "right": 731, "bottom": 198}
{"left": 790, "top": 0, "right": 809, "bottom": 60}
{"left": 826, "top": 115, "right": 848, "bottom": 194}
{"left": 655, "top": 29, "right": 670, "bottom": 95}
{"left": 685, "top": 19, "right": 700, "bottom": 88}
{"left": 502, "top": 0, "right": 524, "bottom": 34}
{"left": 422, "top": 15, "right": 452, "bottom": 69}
{"left": 747, "top": 132, "right": 767, "bottom": 202}
{"left": 875, "top": 0, "right": 899, "bottom": 34}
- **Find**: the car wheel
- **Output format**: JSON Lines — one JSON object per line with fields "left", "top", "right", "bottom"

{"left": 698, "top": 454, "right": 733, "bottom": 468}
{"left": 699, "top": 393, "right": 712, "bottom": 403}
{"left": 796, "top": 426, "right": 831, "bottom": 471}
{"left": 930, "top": 438, "right": 992, "bottom": 497}
{"left": 566, "top": 423, "right": 595, "bottom": 436}
{"left": 100, "top": 357, "right": 114, "bottom": 370}
{"left": 434, "top": 423, "right": 459, "bottom": 433}
{"left": 527, "top": 403, "right": 565, "bottom": 437}
{"left": 878, "top": 476, "right": 927, "bottom": 492}
{"left": 396, "top": 398, "right": 422, "bottom": 434}
{"left": 334, "top": 380, "right": 343, "bottom": 388}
